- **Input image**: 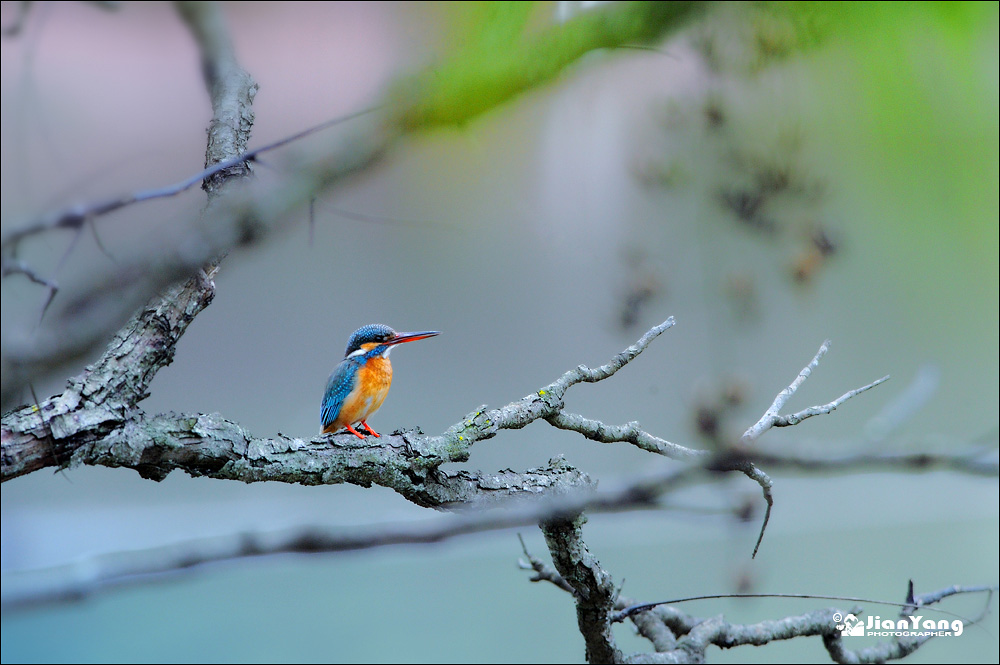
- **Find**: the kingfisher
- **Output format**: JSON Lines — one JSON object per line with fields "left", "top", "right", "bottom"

{"left": 321, "top": 324, "right": 440, "bottom": 439}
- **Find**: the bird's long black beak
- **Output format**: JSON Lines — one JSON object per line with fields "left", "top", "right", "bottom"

{"left": 387, "top": 330, "right": 440, "bottom": 346}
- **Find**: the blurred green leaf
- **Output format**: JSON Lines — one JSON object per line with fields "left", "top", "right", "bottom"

{"left": 390, "top": 1, "right": 700, "bottom": 129}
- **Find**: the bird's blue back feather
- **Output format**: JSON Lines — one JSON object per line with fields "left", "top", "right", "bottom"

{"left": 321, "top": 358, "right": 361, "bottom": 428}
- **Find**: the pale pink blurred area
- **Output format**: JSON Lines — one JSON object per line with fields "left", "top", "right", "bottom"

{"left": 1, "top": 2, "right": 414, "bottom": 223}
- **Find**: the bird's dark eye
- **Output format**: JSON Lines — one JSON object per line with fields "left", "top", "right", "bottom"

{"left": 370, "top": 324, "right": 395, "bottom": 343}
{"left": 344, "top": 324, "right": 398, "bottom": 356}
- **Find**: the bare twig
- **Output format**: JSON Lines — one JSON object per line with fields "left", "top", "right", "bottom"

{"left": 2, "top": 257, "right": 57, "bottom": 295}
{"left": 612, "top": 588, "right": 996, "bottom": 625}
{"left": 743, "top": 446, "right": 998, "bottom": 477}
{"left": 741, "top": 341, "right": 889, "bottom": 445}
{"left": 741, "top": 340, "right": 829, "bottom": 443}
{"left": 546, "top": 411, "right": 704, "bottom": 461}
{"left": 421, "top": 318, "right": 678, "bottom": 452}
{"left": 1, "top": 261, "right": 60, "bottom": 328}
{"left": 773, "top": 375, "right": 890, "bottom": 428}
{"left": 544, "top": 410, "right": 778, "bottom": 557}
{"left": 822, "top": 584, "right": 996, "bottom": 664}
{"left": 0, "top": 106, "right": 377, "bottom": 253}
{"left": 517, "top": 533, "right": 576, "bottom": 594}
{"left": 739, "top": 462, "right": 773, "bottom": 559}
{"left": 537, "top": 333, "right": 893, "bottom": 559}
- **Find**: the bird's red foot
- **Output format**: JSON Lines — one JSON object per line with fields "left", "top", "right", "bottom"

{"left": 345, "top": 424, "right": 366, "bottom": 440}
{"left": 360, "top": 420, "right": 381, "bottom": 438}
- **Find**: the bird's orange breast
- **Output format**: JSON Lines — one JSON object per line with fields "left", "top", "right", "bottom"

{"left": 332, "top": 356, "right": 393, "bottom": 430}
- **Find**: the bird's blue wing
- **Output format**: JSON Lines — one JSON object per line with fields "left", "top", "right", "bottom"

{"left": 321, "top": 359, "right": 357, "bottom": 430}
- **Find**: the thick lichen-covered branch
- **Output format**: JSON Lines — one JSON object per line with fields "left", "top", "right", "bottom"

{"left": 69, "top": 411, "right": 592, "bottom": 508}
{"left": 1, "top": 274, "right": 217, "bottom": 478}
{"left": 3, "top": 399, "right": 994, "bottom": 611}
{"left": 3, "top": 319, "right": 677, "bottom": 483}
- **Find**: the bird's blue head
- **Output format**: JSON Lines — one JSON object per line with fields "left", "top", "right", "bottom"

{"left": 344, "top": 324, "right": 440, "bottom": 359}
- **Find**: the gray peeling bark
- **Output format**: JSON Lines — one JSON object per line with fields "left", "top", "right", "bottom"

{"left": 1, "top": 354, "right": 602, "bottom": 506}
{"left": 1, "top": 275, "right": 216, "bottom": 478}
{"left": 73, "top": 411, "right": 593, "bottom": 508}
{"left": 543, "top": 515, "right": 623, "bottom": 664}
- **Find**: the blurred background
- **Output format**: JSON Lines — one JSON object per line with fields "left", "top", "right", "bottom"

{"left": 1, "top": 2, "right": 997, "bottom": 662}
